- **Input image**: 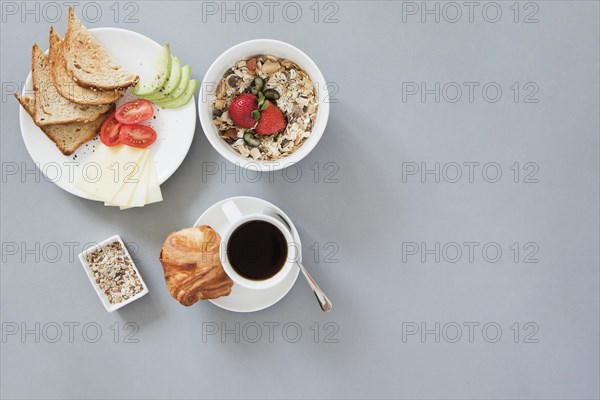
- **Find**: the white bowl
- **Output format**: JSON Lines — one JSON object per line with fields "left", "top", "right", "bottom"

{"left": 78, "top": 235, "right": 149, "bottom": 312}
{"left": 199, "top": 39, "right": 330, "bottom": 171}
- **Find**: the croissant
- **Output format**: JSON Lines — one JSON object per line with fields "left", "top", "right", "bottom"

{"left": 159, "top": 226, "right": 233, "bottom": 306}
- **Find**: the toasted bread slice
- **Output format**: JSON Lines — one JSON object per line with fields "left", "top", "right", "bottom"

{"left": 32, "top": 44, "right": 111, "bottom": 126}
{"left": 64, "top": 7, "right": 138, "bottom": 90}
{"left": 49, "top": 27, "right": 121, "bottom": 106}
{"left": 16, "top": 94, "right": 111, "bottom": 156}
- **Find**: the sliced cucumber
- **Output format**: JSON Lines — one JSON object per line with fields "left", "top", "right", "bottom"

{"left": 133, "top": 44, "right": 171, "bottom": 96}
{"left": 144, "top": 56, "right": 181, "bottom": 101}
{"left": 243, "top": 132, "right": 260, "bottom": 147}
{"left": 155, "top": 79, "right": 197, "bottom": 109}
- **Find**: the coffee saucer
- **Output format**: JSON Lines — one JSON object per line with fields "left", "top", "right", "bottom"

{"left": 194, "top": 196, "right": 300, "bottom": 312}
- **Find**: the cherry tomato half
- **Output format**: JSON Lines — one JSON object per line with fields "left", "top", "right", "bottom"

{"left": 118, "top": 125, "right": 157, "bottom": 148}
{"left": 99, "top": 113, "right": 121, "bottom": 147}
{"left": 114, "top": 99, "right": 154, "bottom": 124}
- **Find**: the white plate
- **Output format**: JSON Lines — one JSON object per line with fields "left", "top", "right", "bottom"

{"left": 194, "top": 196, "right": 300, "bottom": 313}
{"left": 19, "top": 28, "right": 196, "bottom": 200}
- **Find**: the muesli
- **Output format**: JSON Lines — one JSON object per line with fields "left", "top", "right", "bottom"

{"left": 211, "top": 55, "right": 318, "bottom": 161}
{"left": 86, "top": 241, "right": 143, "bottom": 305}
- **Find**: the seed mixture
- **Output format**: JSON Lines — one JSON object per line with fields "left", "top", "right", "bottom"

{"left": 86, "top": 242, "right": 143, "bottom": 305}
{"left": 212, "top": 55, "right": 318, "bottom": 161}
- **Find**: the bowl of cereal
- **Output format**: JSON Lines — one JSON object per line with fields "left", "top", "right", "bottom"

{"left": 199, "top": 39, "right": 329, "bottom": 171}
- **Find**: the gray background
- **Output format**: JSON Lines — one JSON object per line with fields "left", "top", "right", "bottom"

{"left": 1, "top": 1, "right": 599, "bottom": 399}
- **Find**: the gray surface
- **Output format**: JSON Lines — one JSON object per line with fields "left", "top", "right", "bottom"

{"left": 1, "top": 1, "right": 599, "bottom": 399}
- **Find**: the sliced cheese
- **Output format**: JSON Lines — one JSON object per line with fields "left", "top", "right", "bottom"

{"left": 108, "top": 149, "right": 150, "bottom": 208}
{"left": 76, "top": 145, "right": 147, "bottom": 202}
{"left": 145, "top": 151, "right": 163, "bottom": 205}
{"left": 118, "top": 152, "right": 152, "bottom": 209}
{"left": 121, "top": 172, "right": 149, "bottom": 209}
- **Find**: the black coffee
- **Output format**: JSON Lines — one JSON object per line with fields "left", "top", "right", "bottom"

{"left": 227, "top": 220, "right": 288, "bottom": 280}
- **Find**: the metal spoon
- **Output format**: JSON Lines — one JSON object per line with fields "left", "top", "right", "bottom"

{"left": 267, "top": 210, "right": 333, "bottom": 312}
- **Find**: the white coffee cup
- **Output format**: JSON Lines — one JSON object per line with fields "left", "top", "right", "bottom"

{"left": 220, "top": 200, "right": 298, "bottom": 290}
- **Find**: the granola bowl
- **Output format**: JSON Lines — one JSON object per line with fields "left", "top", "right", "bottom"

{"left": 78, "top": 235, "right": 149, "bottom": 312}
{"left": 199, "top": 39, "right": 329, "bottom": 171}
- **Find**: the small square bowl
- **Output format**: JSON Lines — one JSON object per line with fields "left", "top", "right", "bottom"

{"left": 78, "top": 235, "right": 149, "bottom": 312}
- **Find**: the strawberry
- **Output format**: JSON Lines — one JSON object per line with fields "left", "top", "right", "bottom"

{"left": 256, "top": 102, "right": 287, "bottom": 136}
{"left": 228, "top": 93, "right": 258, "bottom": 129}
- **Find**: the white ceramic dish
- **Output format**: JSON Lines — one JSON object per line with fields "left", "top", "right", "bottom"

{"left": 199, "top": 39, "right": 329, "bottom": 171}
{"left": 18, "top": 28, "right": 196, "bottom": 200}
{"left": 194, "top": 196, "right": 300, "bottom": 312}
{"left": 78, "top": 235, "right": 149, "bottom": 312}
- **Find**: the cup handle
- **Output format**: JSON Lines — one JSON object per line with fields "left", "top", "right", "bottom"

{"left": 221, "top": 200, "right": 245, "bottom": 225}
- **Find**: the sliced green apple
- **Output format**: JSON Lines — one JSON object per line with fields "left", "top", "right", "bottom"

{"left": 144, "top": 56, "right": 182, "bottom": 100}
{"left": 155, "top": 79, "right": 197, "bottom": 109}
{"left": 132, "top": 44, "right": 171, "bottom": 96}
{"left": 169, "top": 65, "right": 191, "bottom": 100}
{"left": 154, "top": 65, "right": 190, "bottom": 102}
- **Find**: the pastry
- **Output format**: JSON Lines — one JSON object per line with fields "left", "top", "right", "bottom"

{"left": 159, "top": 226, "right": 233, "bottom": 306}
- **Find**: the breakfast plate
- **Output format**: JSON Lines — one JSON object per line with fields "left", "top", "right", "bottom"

{"left": 194, "top": 196, "right": 300, "bottom": 312}
{"left": 18, "top": 27, "right": 196, "bottom": 200}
